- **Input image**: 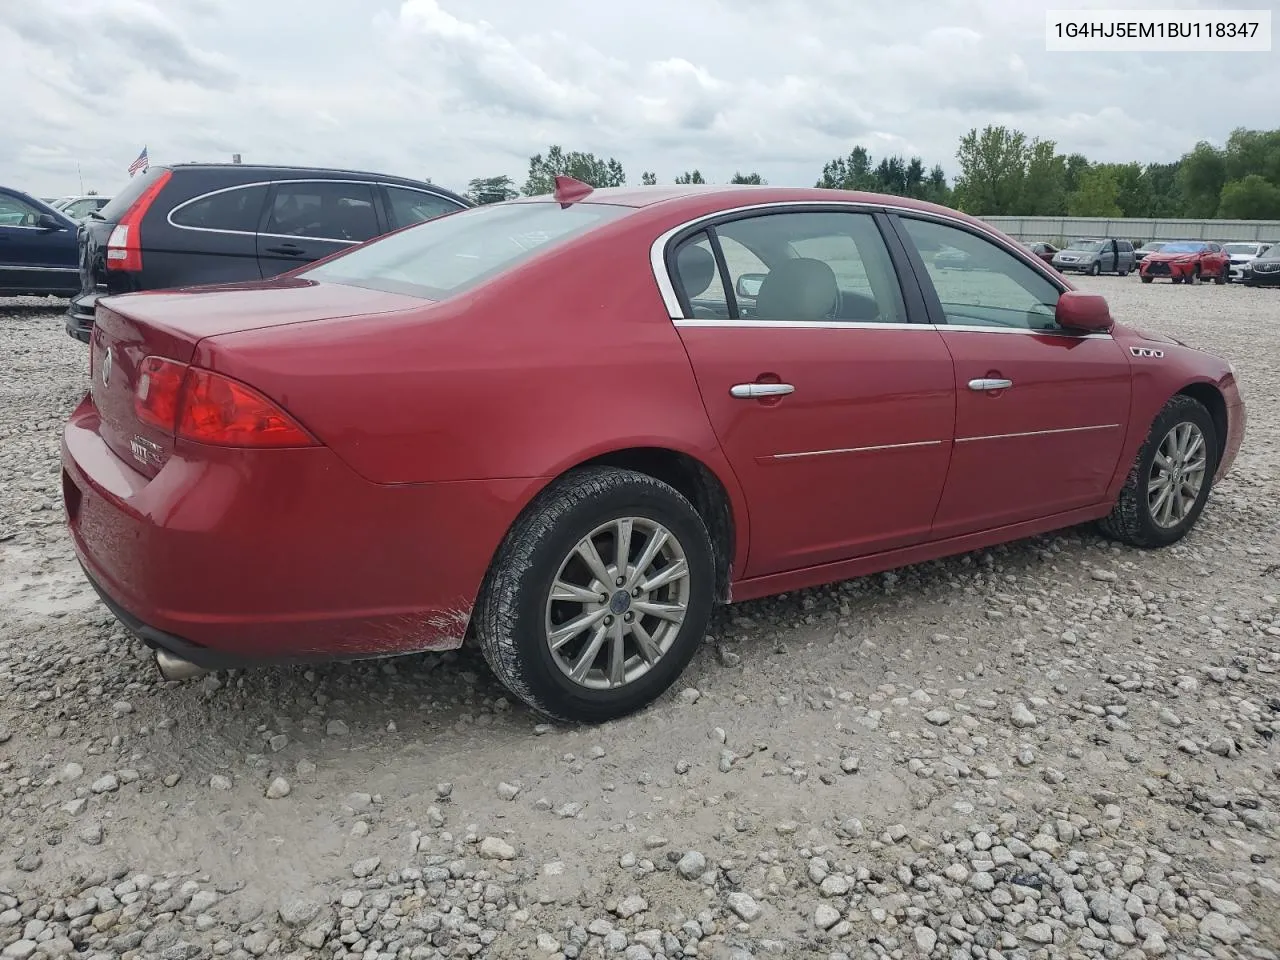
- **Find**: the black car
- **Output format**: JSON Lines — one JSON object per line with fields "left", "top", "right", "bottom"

{"left": 1242, "top": 243, "right": 1280, "bottom": 287}
{"left": 67, "top": 163, "right": 471, "bottom": 342}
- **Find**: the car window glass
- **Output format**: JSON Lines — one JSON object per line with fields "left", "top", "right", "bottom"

{"left": 63, "top": 199, "right": 95, "bottom": 218}
{"left": 713, "top": 211, "right": 907, "bottom": 323}
{"left": 0, "top": 194, "right": 43, "bottom": 226}
{"left": 901, "top": 217, "right": 1061, "bottom": 332}
{"left": 170, "top": 185, "right": 268, "bottom": 232}
{"left": 384, "top": 187, "right": 463, "bottom": 229}
{"left": 671, "top": 232, "right": 729, "bottom": 318}
{"left": 266, "top": 181, "right": 379, "bottom": 242}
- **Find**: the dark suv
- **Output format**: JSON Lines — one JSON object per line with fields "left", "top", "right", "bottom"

{"left": 66, "top": 163, "right": 471, "bottom": 342}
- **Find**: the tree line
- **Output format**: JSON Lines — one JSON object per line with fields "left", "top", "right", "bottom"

{"left": 462, "top": 126, "right": 1280, "bottom": 220}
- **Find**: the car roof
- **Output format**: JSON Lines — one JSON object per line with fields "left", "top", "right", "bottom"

{"left": 509, "top": 183, "right": 999, "bottom": 229}
{"left": 160, "top": 163, "right": 469, "bottom": 201}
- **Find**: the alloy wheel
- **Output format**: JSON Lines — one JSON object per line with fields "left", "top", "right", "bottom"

{"left": 544, "top": 517, "right": 691, "bottom": 690}
{"left": 1147, "top": 422, "right": 1208, "bottom": 528}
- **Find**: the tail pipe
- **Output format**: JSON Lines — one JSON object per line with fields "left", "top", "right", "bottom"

{"left": 154, "top": 648, "right": 209, "bottom": 682}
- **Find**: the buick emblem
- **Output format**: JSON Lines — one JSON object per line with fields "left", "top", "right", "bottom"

{"left": 101, "top": 347, "right": 113, "bottom": 387}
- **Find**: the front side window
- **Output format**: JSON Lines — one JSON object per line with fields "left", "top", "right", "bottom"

{"left": 266, "top": 181, "right": 379, "bottom": 242}
{"left": 170, "top": 184, "right": 268, "bottom": 232}
{"left": 303, "top": 200, "right": 629, "bottom": 300}
{"left": 900, "top": 217, "right": 1062, "bottom": 331}
{"left": 0, "top": 194, "right": 43, "bottom": 226}
{"left": 384, "top": 186, "right": 464, "bottom": 229}
{"left": 699, "top": 211, "right": 907, "bottom": 323}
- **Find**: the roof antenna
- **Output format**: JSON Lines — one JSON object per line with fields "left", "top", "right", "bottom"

{"left": 554, "top": 175, "right": 593, "bottom": 204}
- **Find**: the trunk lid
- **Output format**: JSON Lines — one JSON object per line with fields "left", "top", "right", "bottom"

{"left": 88, "top": 279, "right": 428, "bottom": 477}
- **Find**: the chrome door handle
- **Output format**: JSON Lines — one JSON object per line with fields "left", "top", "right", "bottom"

{"left": 968, "top": 378, "right": 1013, "bottom": 392}
{"left": 730, "top": 383, "right": 795, "bottom": 398}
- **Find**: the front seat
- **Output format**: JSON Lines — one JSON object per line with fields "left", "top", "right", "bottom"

{"left": 753, "top": 257, "right": 839, "bottom": 321}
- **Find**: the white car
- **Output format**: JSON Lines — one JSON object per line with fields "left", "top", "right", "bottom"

{"left": 1222, "top": 241, "right": 1273, "bottom": 282}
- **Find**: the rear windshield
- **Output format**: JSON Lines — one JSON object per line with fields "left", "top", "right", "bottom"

{"left": 97, "top": 166, "right": 171, "bottom": 221}
{"left": 303, "top": 201, "right": 630, "bottom": 299}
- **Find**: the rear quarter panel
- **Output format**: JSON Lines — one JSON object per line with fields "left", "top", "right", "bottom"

{"left": 196, "top": 215, "right": 752, "bottom": 568}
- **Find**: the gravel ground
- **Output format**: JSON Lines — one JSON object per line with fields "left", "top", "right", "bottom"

{"left": 0, "top": 278, "right": 1277, "bottom": 960}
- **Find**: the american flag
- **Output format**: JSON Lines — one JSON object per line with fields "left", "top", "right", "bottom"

{"left": 128, "top": 146, "right": 148, "bottom": 177}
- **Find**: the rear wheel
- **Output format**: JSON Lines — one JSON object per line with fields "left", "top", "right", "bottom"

{"left": 1099, "top": 395, "right": 1217, "bottom": 548}
{"left": 474, "top": 467, "right": 715, "bottom": 723}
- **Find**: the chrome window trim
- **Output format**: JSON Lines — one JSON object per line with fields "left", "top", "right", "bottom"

{"left": 649, "top": 199, "right": 1070, "bottom": 320}
{"left": 673, "top": 317, "right": 1111, "bottom": 340}
{"left": 0, "top": 264, "right": 77, "bottom": 272}
{"left": 166, "top": 178, "right": 464, "bottom": 241}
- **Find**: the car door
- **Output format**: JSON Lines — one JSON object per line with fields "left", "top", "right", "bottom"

{"left": 257, "top": 180, "right": 383, "bottom": 277}
{"left": 159, "top": 182, "right": 269, "bottom": 286}
{"left": 667, "top": 208, "right": 956, "bottom": 577}
{"left": 891, "top": 214, "right": 1131, "bottom": 537}
{"left": 0, "top": 192, "right": 78, "bottom": 293}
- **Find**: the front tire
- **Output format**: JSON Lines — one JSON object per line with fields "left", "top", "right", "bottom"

{"left": 1140, "top": 275, "right": 1153, "bottom": 284}
{"left": 1089, "top": 262, "right": 1101, "bottom": 276}
{"left": 1099, "top": 395, "right": 1217, "bottom": 548}
{"left": 474, "top": 467, "right": 715, "bottom": 723}
{"left": 1215, "top": 263, "right": 1228, "bottom": 284}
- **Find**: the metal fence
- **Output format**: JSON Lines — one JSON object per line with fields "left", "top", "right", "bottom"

{"left": 980, "top": 216, "right": 1280, "bottom": 244}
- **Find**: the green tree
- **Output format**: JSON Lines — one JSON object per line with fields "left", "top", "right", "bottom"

{"left": 1067, "top": 166, "right": 1122, "bottom": 217}
{"left": 465, "top": 175, "right": 518, "bottom": 205}
{"left": 729, "top": 171, "right": 767, "bottom": 184}
{"left": 1176, "top": 141, "right": 1227, "bottom": 218}
{"left": 816, "top": 146, "right": 874, "bottom": 190}
{"left": 1063, "top": 153, "right": 1090, "bottom": 195}
{"left": 1223, "top": 128, "right": 1280, "bottom": 185}
{"left": 674, "top": 170, "right": 706, "bottom": 184}
{"left": 924, "top": 165, "right": 952, "bottom": 205}
{"left": 641, "top": 171, "right": 658, "bottom": 185}
{"left": 904, "top": 157, "right": 926, "bottom": 198}
{"left": 1020, "top": 138, "right": 1067, "bottom": 215}
{"left": 522, "top": 145, "right": 625, "bottom": 196}
{"left": 1217, "top": 175, "right": 1280, "bottom": 219}
{"left": 1144, "top": 161, "right": 1183, "bottom": 217}
{"left": 954, "top": 125, "right": 1028, "bottom": 215}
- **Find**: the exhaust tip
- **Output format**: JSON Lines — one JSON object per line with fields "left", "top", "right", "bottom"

{"left": 155, "top": 648, "right": 209, "bottom": 682}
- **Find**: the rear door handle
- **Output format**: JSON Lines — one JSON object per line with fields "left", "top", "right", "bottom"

{"left": 730, "top": 383, "right": 795, "bottom": 398}
{"left": 968, "top": 378, "right": 1013, "bottom": 392}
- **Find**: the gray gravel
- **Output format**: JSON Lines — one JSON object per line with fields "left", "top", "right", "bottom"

{"left": 1, "top": 279, "right": 1278, "bottom": 959}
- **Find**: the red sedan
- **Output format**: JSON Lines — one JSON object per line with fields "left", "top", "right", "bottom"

{"left": 61, "top": 179, "right": 1246, "bottom": 723}
{"left": 1139, "top": 240, "right": 1230, "bottom": 284}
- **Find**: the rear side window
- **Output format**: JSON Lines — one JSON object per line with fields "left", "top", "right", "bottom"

{"left": 384, "top": 186, "right": 464, "bottom": 229}
{"left": 265, "top": 181, "right": 379, "bottom": 242}
{"left": 303, "top": 201, "right": 629, "bottom": 299}
{"left": 170, "top": 185, "right": 267, "bottom": 232}
{"left": 98, "top": 166, "right": 170, "bottom": 221}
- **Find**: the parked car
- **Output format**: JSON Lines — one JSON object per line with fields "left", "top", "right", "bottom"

{"left": 1241, "top": 243, "right": 1280, "bottom": 286}
{"left": 1051, "top": 238, "right": 1135, "bottom": 275}
{"left": 1022, "top": 241, "right": 1058, "bottom": 265}
{"left": 0, "top": 186, "right": 79, "bottom": 296}
{"left": 55, "top": 196, "right": 113, "bottom": 221}
{"left": 1134, "top": 241, "right": 1165, "bottom": 266}
{"left": 61, "top": 179, "right": 1246, "bottom": 722}
{"left": 66, "top": 162, "right": 472, "bottom": 342}
{"left": 1139, "top": 240, "right": 1230, "bottom": 284}
{"left": 1222, "top": 241, "right": 1273, "bottom": 282}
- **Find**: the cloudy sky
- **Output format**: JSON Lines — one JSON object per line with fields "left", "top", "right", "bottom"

{"left": 2, "top": 0, "right": 1275, "bottom": 199}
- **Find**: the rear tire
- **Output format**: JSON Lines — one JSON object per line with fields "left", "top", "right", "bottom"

{"left": 474, "top": 467, "right": 715, "bottom": 723}
{"left": 1098, "top": 395, "right": 1217, "bottom": 549}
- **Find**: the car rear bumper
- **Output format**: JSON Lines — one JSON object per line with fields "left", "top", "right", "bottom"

{"left": 60, "top": 394, "right": 540, "bottom": 666}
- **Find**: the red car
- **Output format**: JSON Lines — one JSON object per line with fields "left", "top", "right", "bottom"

{"left": 61, "top": 179, "right": 1246, "bottom": 723}
{"left": 1023, "top": 241, "right": 1058, "bottom": 265}
{"left": 1139, "top": 240, "right": 1230, "bottom": 284}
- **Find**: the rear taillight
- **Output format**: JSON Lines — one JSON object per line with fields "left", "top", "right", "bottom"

{"left": 133, "top": 356, "right": 317, "bottom": 448}
{"left": 106, "top": 170, "right": 171, "bottom": 273}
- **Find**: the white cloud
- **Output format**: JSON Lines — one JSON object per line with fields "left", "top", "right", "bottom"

{"left": 1, "top": 0, "right": 1275, "bottom": 199}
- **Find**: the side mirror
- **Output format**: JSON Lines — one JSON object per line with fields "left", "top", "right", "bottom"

{"left": 1056, "top": 291, "right": 1113, "bottom": 333}
{"left": 735, "top": 272, "right": 766, "bottom": 299}
{"left": 36, "top": 213, "right": 63, "bottom": 231}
